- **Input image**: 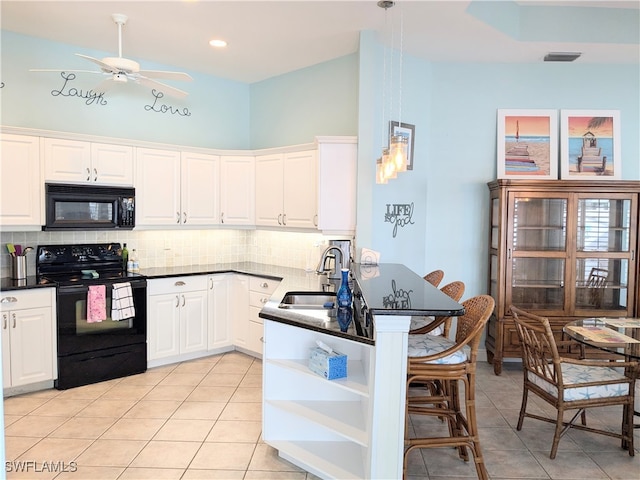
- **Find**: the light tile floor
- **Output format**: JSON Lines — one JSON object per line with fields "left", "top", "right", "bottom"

{"left": 3, "top": 352, "right": 639, "bottom": 479}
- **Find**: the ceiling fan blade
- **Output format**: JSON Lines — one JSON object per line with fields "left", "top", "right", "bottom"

{"left": 137, "top": 76, "right": 189, "bottom": 98}
{"left": 30, "top": 68, "right": 104, "bottom": 75}
{"left": 75, "top": 53, "right": 116, "bottom": 73}
{"left": 137, "top": 70, "right": 193, "bottom": 82}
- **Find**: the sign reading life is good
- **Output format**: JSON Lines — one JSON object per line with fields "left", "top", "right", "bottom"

{"left": 384, "top": 202, "right": 415, "bottom": 238}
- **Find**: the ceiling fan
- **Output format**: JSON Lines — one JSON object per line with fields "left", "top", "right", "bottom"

{"left": 31, "top": 13, "right": 193, "bottom": 98}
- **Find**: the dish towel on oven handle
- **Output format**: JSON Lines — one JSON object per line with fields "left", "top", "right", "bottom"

{"left": 87, "top": 285, "right": 106, "bottom": 323}
{"left": 111, "top": 282, "right": 136, "bottom": 321}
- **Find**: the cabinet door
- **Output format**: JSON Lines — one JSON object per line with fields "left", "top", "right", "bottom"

{"left": 573, "top": 193, "right": 637, "bottom": 316}
{"left": 283, "top": 150, "right": 317, "bottom": 229}
{"left": 208, "top": 275, "right": 232, "bottom": 350}
{"left": 148, "top": 293, "right": 181, "bottom": 360}
{"left": 179, "top": 290, "right": 208, "bottom": 354}
{"left": 135, "top": 148, "right": 181, "bottom": 226}
{"left": 91, "top": 143, "right": 134, "bottom": 185}
{"left": 220, "top": 155, "right": 255, "bottom": 225}
{"left": 230, "top": 275, "right": 249, "bottom": 347}
{"left": 2, "top": 312, "right": 11, "bottom": 389}
{"left": 0, "top": 134, "right": 42, "bottom": 227}
{"left": 317, "top": 138, "right": 357, "bottom": 233}
{"left": 506, "top": 192, "right": 569, "bottom": 315}
{"left": 43, "top": 138, "right": 92, "bottom": 183}
{"left": 181, "top": 152, "right": 220, "bottom": 226}
{"left": 255, "top": 153, "right": 284, "bottom": 226}
{"left": 9, "top": 307, "right": 53, "bottom": 387}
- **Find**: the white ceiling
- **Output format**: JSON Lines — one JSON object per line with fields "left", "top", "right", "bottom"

{"left": 2, "top": 0, "right": 638, "bottom": 84}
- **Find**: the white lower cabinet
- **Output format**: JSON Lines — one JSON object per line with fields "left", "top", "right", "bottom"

{"left": 231, "top": 275, "right": 249, "bottom": 349}
{"left": 1, "top": 288, "right": 56, "bottom": 391}
{"left": 263, "top": 319, "right": 373, "bottom": 479}
{"left": 247, "top": 276, "right": 280, "bottom": 356}
{"left": 207, "top": 274, "right": 234, "bottom": 352}
{"left": 148, "top": 276, "right": 208, "bottom": 365}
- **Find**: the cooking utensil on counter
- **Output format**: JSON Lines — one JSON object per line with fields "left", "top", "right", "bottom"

{"left": 6, "top": 243, "right": 16, "bottom": 257}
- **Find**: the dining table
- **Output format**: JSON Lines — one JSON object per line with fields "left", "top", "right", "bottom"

{"left": 563, "top": 317, "right": 640, "bottom": 429}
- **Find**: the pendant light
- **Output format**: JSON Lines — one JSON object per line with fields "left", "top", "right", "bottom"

{"left": 376, "top": 0, "right": 408, "bottom": 183}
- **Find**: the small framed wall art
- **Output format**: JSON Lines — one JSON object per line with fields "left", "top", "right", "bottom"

{"left": 389, "top": 121, "right": 415, "bottom": 170}
{"left": 496, "top": 109, "right": 558, "bottom": 179}
{"left": 560, "top": 109, "right": 621, "bottom": 179}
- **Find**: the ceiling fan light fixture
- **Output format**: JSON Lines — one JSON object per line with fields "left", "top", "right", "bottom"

{"left": 544, "top": 52, "right": 581, "bottom": 62}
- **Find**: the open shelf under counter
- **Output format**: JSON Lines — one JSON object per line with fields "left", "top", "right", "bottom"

{"left": 269, "top": 440, "right": 366, "bottom": 480}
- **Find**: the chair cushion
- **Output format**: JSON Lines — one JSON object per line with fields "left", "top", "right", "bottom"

{"left": 407, "top": 334, "right": 468, "bottom": 364}
{"left": 409, "top": 316, "right": 444, "bottom": 336}
{"left": 528, "top": 363, "right": 630, "bottom": 402}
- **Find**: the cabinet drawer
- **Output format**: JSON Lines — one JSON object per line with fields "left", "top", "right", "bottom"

{"left": 1, "top": 288, "right": 54, "bottom": 311}
{"left": 148, "top": 275, "right": 208, "bottom": 295}
{"left": 249, "top": 290, "right": 272, "bottom": 308}
{"left": 249, "top": 276, "right": 279, "bottom": 294}
{"left": 250, "top": 305, "right": 263, "bottom": 324}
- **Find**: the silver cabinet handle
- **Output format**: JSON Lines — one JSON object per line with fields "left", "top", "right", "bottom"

{"left": 86, "top": 167, "right": 91, "bottom": 181}
{"left": 1, "top": 297, "right": 17, "bottom": 304}
{"left": 182, "top": 295, "right": 186, "bottom": 307}
{"left": 94, "top": 167, "right": 98, "bottom": 182}
{"left": 277, "top": 214, "right": 282, "bottom": 225}
{"left": 183, "top": 212, "right": 187, "bottom": 224}
{"left": 261, "top": 282, "right": 268, "bottom": 288}
{"left": 175, "top": 281, "right": 186, "bottom": 286}
{"left": 176, "top": 212, "right": 181, "bottom": 224}
{"left": 261, "top": 297, "right": 269, "bottom": 304}
{"left": 282, "top": 213, "right": 287, "bottom": 225}
{"left": 221, "top": 212, "right": 224, "bottom": 224}
{"left": 175, "top": 295, "right": 180, "bottom": 308}
{"left": 209, "top": 278, "right": 214, "bottom": 290}
{"left": 2, "top": 313, "right": 7, "bottom": 329}
{"left": 313, "top": 214, "right": 318, "bottom": 227}
{"left": 12, "top": 313, "right": 16, "bottom": 329}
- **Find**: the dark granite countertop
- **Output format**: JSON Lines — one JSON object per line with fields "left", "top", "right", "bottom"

{"left": 1, "top": 276, "right": 53, "bottom": 291}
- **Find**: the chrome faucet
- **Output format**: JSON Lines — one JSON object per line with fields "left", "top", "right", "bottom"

{"left": 316, "top": 246, "right": 343, "bottom": 279}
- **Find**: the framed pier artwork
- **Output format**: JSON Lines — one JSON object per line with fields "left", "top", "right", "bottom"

{"left": 497, "top": 109, "right": 558, "bottom": 180}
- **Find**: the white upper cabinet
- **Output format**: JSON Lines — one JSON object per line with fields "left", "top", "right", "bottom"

{"left": 255, "top": 150, "right": 317, "bottom": 229}
{"left": 44, "top": 138, "right": 133, "bottom": 186}
{"left": 220, "top": 155, "right": 255, "bottom": 226}
{"left": 316, "top": 136, "right": 357, "bottom": 234}
{"left": 181, "top": 151, "right": 220, "bottom": 226}
{"left": 135, "top": 148, "right": 182, "bottom": 226}
{"left": 135, "top": 148, "right": 220, "bottom": 227}
{"left": 0, "top": 134, "right": 42, "bottom": 229}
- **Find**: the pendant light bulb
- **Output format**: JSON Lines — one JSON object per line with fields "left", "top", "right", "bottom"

{"left": 389, "top": 134, "right": 408, "bottom": 172}
{"left": 376, "top": 157, "right": 388, "bottom": 184}
{"left": 382, "top": 147, "right": 397, "bottom": 180}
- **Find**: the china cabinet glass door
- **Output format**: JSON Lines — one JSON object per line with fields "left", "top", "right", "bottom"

{"left": 506, "top": 193, "right": 569, "bottom": 313}
{"left": 573, "top": 193, "right": 636, "bottom": 315}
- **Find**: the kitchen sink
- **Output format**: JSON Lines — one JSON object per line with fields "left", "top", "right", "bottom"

{"left": 278, "top": 291, "right": 336, "bottom": 309}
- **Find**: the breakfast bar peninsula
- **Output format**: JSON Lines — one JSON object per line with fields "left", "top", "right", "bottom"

{"left": 259, "top": 263, "right": 464, "bottom": 480}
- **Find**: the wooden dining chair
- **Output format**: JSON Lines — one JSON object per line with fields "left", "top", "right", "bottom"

{"left": 510, "top": 305, "right": 638, "bottom": 459}
{"left": 423, "top": 269, "right": 444, "bottom": 287}
{"left": 404, "top": 294, "right": 494, "bottom": 480}
{"left": 409, "top": 280, "right": 465, "bottom": 337}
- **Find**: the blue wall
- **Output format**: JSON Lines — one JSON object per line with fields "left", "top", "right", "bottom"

{"left": 356, "top": 31, "right": 640, "bottom": 297}
{"left": 2, "top": 29, "right": 638, "bottom": 299}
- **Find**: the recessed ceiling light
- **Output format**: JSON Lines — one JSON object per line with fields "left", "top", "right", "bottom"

{"left": 209, "top": 39, "right": 228, "bottom": 48}
{"left": 544, "top": 52, "right": 581, "bottom": 62}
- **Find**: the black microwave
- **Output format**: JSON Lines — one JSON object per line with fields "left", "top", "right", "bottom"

{"left": 44, "top": 183, "right": 135, "bottom": 231}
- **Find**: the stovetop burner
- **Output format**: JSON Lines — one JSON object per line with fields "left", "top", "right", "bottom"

{"left": 36, "top": 243, "right": 140, "bottom": 286}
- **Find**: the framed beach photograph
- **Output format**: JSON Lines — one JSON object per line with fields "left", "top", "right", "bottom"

{"left": 560, "top": 109, "right": 621, "bottom": 180}
{"left": 496, "top": 109, "right": 558, "bottom": 179}
{"left": 389, "top": 121, "right": 415, "bottom": 170}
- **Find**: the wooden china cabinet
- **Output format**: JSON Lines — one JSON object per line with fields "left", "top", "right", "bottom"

{"left": 486, "top": 179, "right": 640, "bottom": 375}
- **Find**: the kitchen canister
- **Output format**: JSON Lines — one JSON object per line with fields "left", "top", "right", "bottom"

{"left": 12, "top": 255, "right": 27, "bottom": 280}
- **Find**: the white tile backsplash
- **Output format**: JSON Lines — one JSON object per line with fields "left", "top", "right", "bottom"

{"left": 1, "top": 229, "right": 348, "bottom": 277}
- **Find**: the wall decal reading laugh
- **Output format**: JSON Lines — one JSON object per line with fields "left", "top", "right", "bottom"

{"left": 144, "top": 90, "right": 191, "bottom": 117}
{"left": 51, "top": 72, "right": 108, "bottom": 106}
{"left": 384, "top": 202, "right": 415, "bottom": 238}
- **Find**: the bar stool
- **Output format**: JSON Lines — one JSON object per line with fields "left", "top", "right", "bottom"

{"left": 423, "top": 269, "right": 444, "bottom": 287}
{"left": 409, "top": 281, "right": 465, "bottom": 337}
{"left": 404, "top": 294, "right": 494, "bottom": 480}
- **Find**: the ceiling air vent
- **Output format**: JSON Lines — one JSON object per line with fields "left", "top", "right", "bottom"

{"left": 544, "top": 52, "right": 582, "bottom": 62}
